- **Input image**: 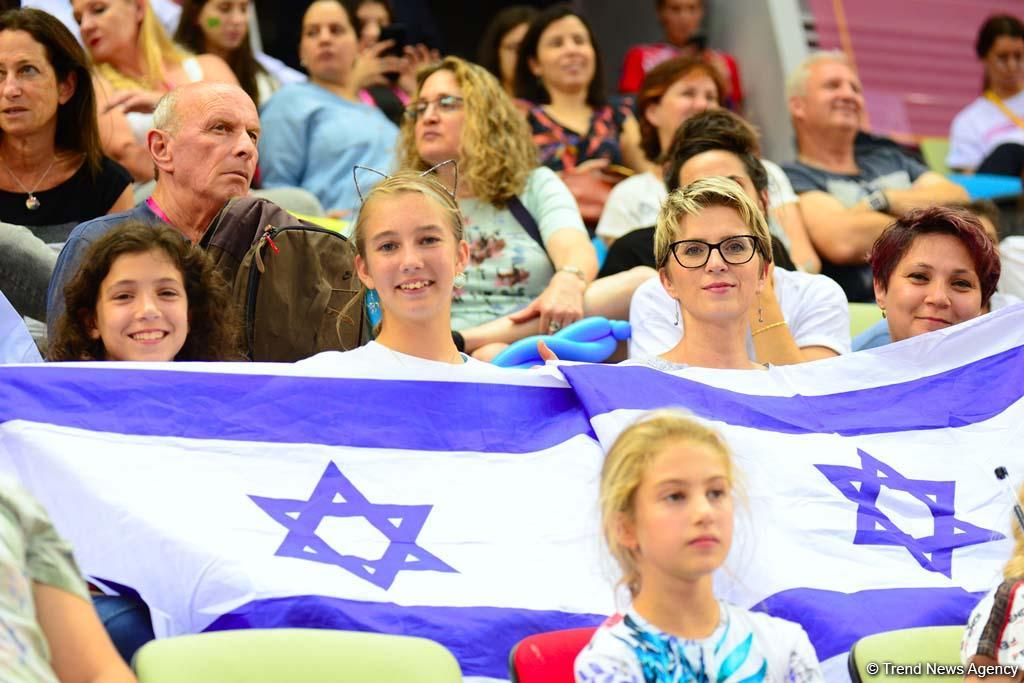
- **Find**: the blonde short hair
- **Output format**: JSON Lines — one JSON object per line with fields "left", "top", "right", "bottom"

{"left": 600, "top": 410, "right": 737, "bottom": 597}
{"left": 785, "top": 50, "right": 851, "bottom": 99}
{"left": 396, "top": 56, "right": 538, "bottom": 208}
{"left": 653, "top": 176, "right": 772, "bottom": 270}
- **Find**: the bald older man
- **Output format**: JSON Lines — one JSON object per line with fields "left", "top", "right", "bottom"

{"left": 783, "top": 52, "right": 968, "bottom": 302}
{"left": 46, "top": 82, "right": 261, "bottom": 333}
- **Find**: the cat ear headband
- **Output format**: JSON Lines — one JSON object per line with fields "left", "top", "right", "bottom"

{"left": 352, "top": 159, "right": 458, "bottom": 203}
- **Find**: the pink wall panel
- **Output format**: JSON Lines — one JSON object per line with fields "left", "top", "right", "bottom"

{"left": 806, "top": 0, "right": 1024, "bottom": 137}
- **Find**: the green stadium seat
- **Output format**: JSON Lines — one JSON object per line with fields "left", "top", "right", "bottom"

{"left": 133, "top": 628, "right": 462, "bottom": 683}
{"left": 848, "top": 625, "right": 964, "bottom": 681}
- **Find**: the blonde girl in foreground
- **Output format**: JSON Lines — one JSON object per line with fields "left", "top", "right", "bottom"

{"left": 575, "top": 411, "right": 823, "bottom": 682}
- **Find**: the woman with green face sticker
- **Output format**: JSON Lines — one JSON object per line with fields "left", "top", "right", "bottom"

{"left": 175, "top": 0, "right": 298, "bottom": 107}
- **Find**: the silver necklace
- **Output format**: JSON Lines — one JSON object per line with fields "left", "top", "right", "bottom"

{"left": 0, "top": 153, "right": 58, "bottom": 211}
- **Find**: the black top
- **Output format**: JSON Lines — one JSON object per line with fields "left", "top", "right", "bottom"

{"left": 599, "top": 227, "right": 655, "bottom": 278}
{"left": 0, "top": 156, "right": 132, "bottom": 233}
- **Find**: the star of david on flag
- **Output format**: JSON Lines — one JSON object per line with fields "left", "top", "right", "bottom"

{"left": 817, "top": 449, "right": 1002, "bottom": 578}
{"left": 250, "top": 462, "right": 457, "bottom": 590}
{"left": 0, "top": 305, "right": 1022, "bottom": 681}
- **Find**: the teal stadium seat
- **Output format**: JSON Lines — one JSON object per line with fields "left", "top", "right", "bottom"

{"left": 133, "top": 628, "right": 462, "bottom": 683}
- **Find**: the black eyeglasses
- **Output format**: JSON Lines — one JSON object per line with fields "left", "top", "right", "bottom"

{"left": 403, "top": 95, "right": 465, "bottom": 121}
{"left": 666, "top": 235, "right": 758, "bottom": 269}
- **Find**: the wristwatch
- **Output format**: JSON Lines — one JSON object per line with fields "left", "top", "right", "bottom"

{"left": 866, "top": 189, "right": 890, "bottom": 214}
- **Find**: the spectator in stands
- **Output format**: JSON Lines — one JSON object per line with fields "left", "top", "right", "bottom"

{"left": 0, "top": 9, "right": 134, "bottom": 321}
{"left": 853, "top": 205, "right": 1004, "bottom": 350}
{"left": 948, "top": 15, "right": 1024, "bottom": 176}
{"left": 0, "top": 288, "right": 42, "bottom": 363}
{"left": 514, "top": 5, "right": 645, "bottom": 225}
{"left": 49, "top": 222, "right": 241, "bottom": 361}
{"left": 784, "top": 51, "right": 968, "bottom": 303}
{"left": 0, "top": 473, "right": 137, "bottom": 683}
{"left": 299, "top": 169, "right": 493, "bottom": 370}
{"left": 345, "top": 0, "right": 440, "bottom": 126}
{"left": 618, "top": 0, "right": 741, "bottom": 109}
{"left": 626, "top": 116, "right": 848, "bottom": 365}
{"left": 961, "top": 481, "right": 1024, "bottom": 681}
{"left": 258, "top": 0, "right": 398, "bottom": 216}
{"left": 628, "top": 176, "right": 774, "bottom": 371}
{"left": 174, "top": 0, "right": 299, "bottom": 108}
{"left": 0, "top": 9, "right": 134, "bottom": 226}
{"left": 576, "top": 410, "right": 822, "bottom": 681}
{"left": 47, "top": 81, "right": 259, "bottom": 333}
{"left": 478, "top": 5, "right": 537, "bottom": 97}
{"left": 602, "top": 109, "right": 823, "bottom": 278}
{"left": 596, "top": 56, "right": 722, "bottom": 244}
{"left": 73, "top": 0, "right": 239, "bottom": 182}
{"left": 398, "top": 56, "right": 653, "bottom": 359}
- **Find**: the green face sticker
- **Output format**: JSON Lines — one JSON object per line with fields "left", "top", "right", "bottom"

{"left": 205, "top": 16, "right": 221, "bottom": 29}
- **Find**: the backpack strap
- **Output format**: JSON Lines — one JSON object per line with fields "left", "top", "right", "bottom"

{"left": 507, "top": 196, "right": 550, "bottom": 261}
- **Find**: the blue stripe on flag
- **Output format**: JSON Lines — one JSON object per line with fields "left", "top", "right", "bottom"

{"left": 561, "top": 345, "right": 1024, "bottom": 434}
{"left": 753, "top": 586, "right": 985, "bottom": 659}
{"left": 0, "top": 366, "right": 592, "bottom": 452}
{"left": 203, "top": 595, "right": 605, "bottom": 678}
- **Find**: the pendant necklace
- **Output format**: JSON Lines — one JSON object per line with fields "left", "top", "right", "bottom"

{"left": 0, "top": 153, "right": 58, "bottom": 211}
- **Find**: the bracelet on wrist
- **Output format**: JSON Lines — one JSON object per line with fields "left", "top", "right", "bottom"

{"left": 752, "top": 320, "right": 788, "bottom": 336}
{"left": 556, "top": 265, "right": 587, "bottom": 283}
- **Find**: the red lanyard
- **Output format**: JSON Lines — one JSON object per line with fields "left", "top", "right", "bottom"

{"left": 146, "top": 196, "right": 173, "bottom": 226}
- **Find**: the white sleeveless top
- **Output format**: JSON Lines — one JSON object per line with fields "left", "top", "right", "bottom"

{"left": 127, "top": 58, "right": 205, "bottom": 143}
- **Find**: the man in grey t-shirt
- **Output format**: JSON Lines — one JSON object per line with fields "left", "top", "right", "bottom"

{"left": 782, "top": 52, "right": 968, "bottom": 302}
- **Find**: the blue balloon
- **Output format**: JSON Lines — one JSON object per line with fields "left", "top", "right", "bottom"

{"left": 491, "top": 316, "right": 632, "bottom": 368}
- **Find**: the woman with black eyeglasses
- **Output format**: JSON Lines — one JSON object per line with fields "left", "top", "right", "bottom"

{"left": 258, "top": 0, "right": 399, "bottom": 215}
{"left": 637, "top": 175, "right": 773, "bottom": 371}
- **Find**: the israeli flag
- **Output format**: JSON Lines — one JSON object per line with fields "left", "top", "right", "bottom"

{"left": 0, "top": 306, "right": 1022, "bottom": 682}
{"left": 560, "top": 303, "right": 1024, "bottom": 680}
{"left": 0, "top": 361, "right": 611, "bottom": 682}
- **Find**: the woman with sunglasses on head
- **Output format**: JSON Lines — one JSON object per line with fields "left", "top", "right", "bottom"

{"left": 258, "top": 0, "right": 398, "bottom": 216}
{"left": 398, "top": 56, "right": 653, "bottom": 360}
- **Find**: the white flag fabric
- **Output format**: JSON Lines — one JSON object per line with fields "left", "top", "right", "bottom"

{"left": 0, "top": 305, "right": 1023, "bottom": 681}
{"left": 559, "top": 303, "right": 1024, "bottom": 679}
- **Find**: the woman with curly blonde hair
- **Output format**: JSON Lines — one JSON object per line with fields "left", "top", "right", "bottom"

{"left": 399, "top": 56, "right": 653, "bottom": 358}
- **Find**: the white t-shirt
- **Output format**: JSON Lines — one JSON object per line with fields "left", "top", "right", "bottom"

{"left": 596, "top": 171, "right": 666, "bottom": 239}
{"left": 947, "top": 92, "right": 1024, "bottom": 171}
{"left": 1000, "top": 236, "right": 1024, "bottom": 301}
{"left": 628, "top": 268, "right": 851, "bottom": 359}
{"left": 296, "top": 341, "right": 491, "bottom": 374}
{"left": 595, "top": 161, "right": 798, "bottom": 245}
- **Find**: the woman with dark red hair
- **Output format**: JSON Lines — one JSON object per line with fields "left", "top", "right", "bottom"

{"left": 854, "top": 205, "right": 1004, "bottom": 350}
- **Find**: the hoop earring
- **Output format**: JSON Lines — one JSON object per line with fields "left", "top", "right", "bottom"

{"left": 453, "top": 271, "right": 467, "bottom": 289}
